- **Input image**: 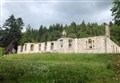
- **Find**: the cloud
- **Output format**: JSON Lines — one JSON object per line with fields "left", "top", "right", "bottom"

{"left": 1, "top": 0, "right": 113, "bottom": 29}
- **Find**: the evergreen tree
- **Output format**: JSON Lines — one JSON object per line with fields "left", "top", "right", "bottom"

{"left": 19, "top": 24, "right": 33, "bottom": 45}
{"left": 111, "top": 25, "right": 120, "bottom": 45}
{"left": 2, "top": 15, "right": 24, "bottom": 49}
{"left": 111, "top": 0, "right": 120, "bottom": 25}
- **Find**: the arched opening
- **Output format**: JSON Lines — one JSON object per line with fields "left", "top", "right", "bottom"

{"left": 25, "top": 44, "right": 27, "bottom": 51}
{"left": 30, "top": 44, "right": 34, "bottom": 51}
{"left": 68, "top": 39, "right": 73, "bottom": 48}
{"left": 39, "top": 44, "right": 41, "bottom": 51}
{"left": 88, "top": 39, "right": 92, "bottom": 49}
{"left": 60, "top": 39, "right": 63, "bottom": 48}
{"left": 20, "top": 46, "right": 23, "bottom": 52}
{"left": 44, "top": 42, "right": 47, "bottom": 51}
{"left": 51, "top": 42, "right": 54, "bottom": 50}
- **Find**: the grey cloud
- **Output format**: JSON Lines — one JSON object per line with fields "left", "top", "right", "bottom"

{"left": 49, "top": 1, "right": 112, "bottom": 23}
{"left": 2, "top": 0, "right": 113, "bottom": 29}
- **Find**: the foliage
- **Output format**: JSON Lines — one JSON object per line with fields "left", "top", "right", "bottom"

{"left": 112, "top": 55, "right": 120, "bottom": 81}
{"left": 19, "top": 21, "right": 120, "bottom": 46}
{"left": 1, "top": 13, "right": 120, "bottom": 50}
{"left": 0, "top": 48, "right": 4, "bottom": 56}
{"left": 0, "top": 53, "right": 118, "bottom": 83}
{"left": 111, "top": 25, "right": 120, "bottom": 45}
{"left": 0, "top": 15, "right": 24, "bottom": 49}
{"left": 19, "top": 21, "right": 106, "bottom": 45}
{"left": 18, "top": 21, "right": 120, "bottom": 46}
{"left": 111, "top": 0, "right": 120, "bottom": 25}
{"left": 19, "top": 23, "right": 63, "bottom": 44}
{"left": 19, "top": 25, "right": 35, "bottom": 45}
{"left": 0, "top": 29, "right": 5, "bottom": 47}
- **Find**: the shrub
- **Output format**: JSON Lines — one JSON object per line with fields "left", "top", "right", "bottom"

{"left": 0, "top": 48, "right": 5, "bottom": 56}
{"left": 112, "top": 55, "right": 120, "bottom": 81}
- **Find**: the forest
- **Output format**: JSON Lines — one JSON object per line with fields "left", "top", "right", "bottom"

{"left": 18, "top": 21, "right": 119, "bottom": 45}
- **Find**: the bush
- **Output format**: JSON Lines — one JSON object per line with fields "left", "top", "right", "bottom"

{"left": 0, "top": 48, "right": 5, "bottom": 56}
{"left": 112, "top": 55, "right": 120, "bottom": 81}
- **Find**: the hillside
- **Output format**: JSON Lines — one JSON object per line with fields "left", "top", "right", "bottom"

{"left": 0, "top": 53, "right": 119, "bottom": 83}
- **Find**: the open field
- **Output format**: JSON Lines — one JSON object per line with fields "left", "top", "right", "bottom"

{"left": 0, "top": 53, "right": 119, "bottom": 83}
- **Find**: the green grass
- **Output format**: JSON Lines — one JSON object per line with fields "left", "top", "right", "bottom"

{"left": 0, "top": 53, "right": 119, "bottom": 83}
{"left": 0, "top": 48, "right": 4, "bottom": 56}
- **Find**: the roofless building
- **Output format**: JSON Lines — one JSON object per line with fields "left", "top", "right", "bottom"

{"left": 17, "top": 23, "right": 120, "bottom": 54}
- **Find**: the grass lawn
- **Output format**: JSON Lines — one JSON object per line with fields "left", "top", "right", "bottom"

{"left": 0, "top": 53, "right": 119, "bottom": 83}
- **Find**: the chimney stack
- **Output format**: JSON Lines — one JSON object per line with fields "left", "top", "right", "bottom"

{"left": 104, "top": 23, "right": 110, "bottom": 38}
{"left": 62, "top": 30, "right": 67, "bottom": 38}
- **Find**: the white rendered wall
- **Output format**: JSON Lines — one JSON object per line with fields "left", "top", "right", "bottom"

{"left": 17, "top": 36, "right": 120, "bottom": 54}
{"left": 77, "top": 36, "right": 106, "bottom": 53}
{"left": 106, "top": 37, "right": 120, "bottom": 53}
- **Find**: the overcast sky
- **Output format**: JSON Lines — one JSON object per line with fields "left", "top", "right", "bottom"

{"left": 1, "top": 0, "right": 113, "bottom": 29}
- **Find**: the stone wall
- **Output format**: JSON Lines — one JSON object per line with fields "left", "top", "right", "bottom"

{"left": 17, "top": 36, "right": 120, "bottom": 54}
{"left": 56, "top": 38, "right": 74, "bottom": 53}
{"left": 76, "top": 36, "right": 106, "bottom": 53}
{"left": 106, "top": 37, "right": 120, "bottom": 53}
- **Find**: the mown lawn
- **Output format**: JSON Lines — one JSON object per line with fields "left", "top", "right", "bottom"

{"left": 0, "top": 53, "right": 119, "bottom": 83}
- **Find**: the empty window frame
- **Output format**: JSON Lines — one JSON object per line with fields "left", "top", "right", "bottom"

{"left": 39, "top": 44, "right": 41, "bottom": 51}
{"left": 25, "top": 44, "right": 27, "bottom": 51}
{"left": 93, "top": 40, "right": 95, "bottom": 48}
{"left": 88, "top": 39, "right": 92, "bottom": 49}
{"left": 68, "top": 39, "right": 73, "bottom": 48}
{"left": 44, "top": 42, "right": 47, "bottom": 51}
{"left": 60, "top": 39, "right": 63, "bottom": 48}
{"left": 30, "top": 44, "right": 34, "bottom": 51}
{"left": 20, "top": 46, "right": 23, "bottom": 52}
{"left": 51, "top": 42, "right": 54, "bottom": 50}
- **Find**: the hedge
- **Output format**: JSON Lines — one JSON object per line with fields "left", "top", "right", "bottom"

{"left": 0, "top": 48, "right": 5, "bottom": 56}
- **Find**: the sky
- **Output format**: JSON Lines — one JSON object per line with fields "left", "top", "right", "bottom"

{"left": 0, "top": 0, "right": 113, "bottom": 29}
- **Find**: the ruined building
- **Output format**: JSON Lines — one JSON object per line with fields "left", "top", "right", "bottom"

{"left": 17, "top": 23, "right": 120, "bottom": 54}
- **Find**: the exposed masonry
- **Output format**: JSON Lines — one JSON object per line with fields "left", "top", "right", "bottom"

{"left": 17, "top": 24, "right": 120, "bottom": 54}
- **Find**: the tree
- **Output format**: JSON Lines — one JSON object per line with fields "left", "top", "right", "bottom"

{"left": 111, "top": 0, "right": 120, "bottom": 25}
{"left": 51, "top": 31, "right": 61, "bottom": 41}
{"left": 0, "top": 28, "right": 5, "bottom": 47}
{"left": 2, "top": 15, "right": 24, "bottom": 49}
{"left": 110, "top": 24, "right": 120, "bottom": 45}
{"left": 19, "top": 25, "right": 33, "bottom": 45}
{"left": 38, "top": 25, "right": 44, "bottom": 42}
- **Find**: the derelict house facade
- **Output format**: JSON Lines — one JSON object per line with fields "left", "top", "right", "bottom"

{"left": 17, "top": 24, "right": 120, "bottom": 54}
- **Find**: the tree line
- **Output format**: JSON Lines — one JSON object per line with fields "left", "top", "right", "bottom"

{"left": 20, "top": 21, "right": 105, "bottom": 44}
{"left": 18, "top": 21, "right": 120, "bottom": 46}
